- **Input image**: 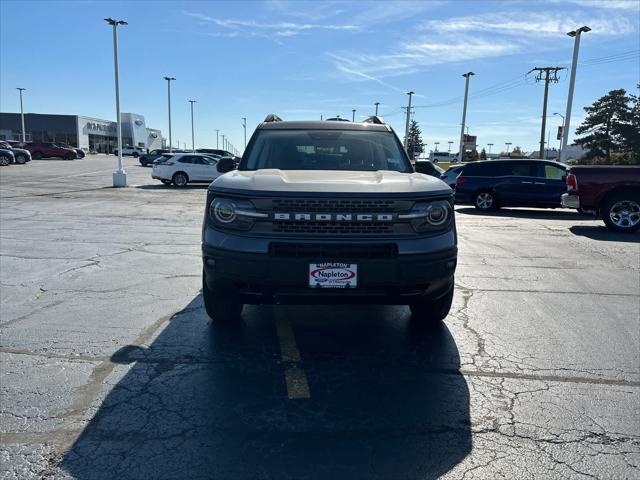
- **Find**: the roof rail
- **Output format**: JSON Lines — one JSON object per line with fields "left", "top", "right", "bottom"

{"left": 325, "top": 117, "right": 350, "bottom": 122}
{"left": 362, "top": 115, "right": 386, "bottom": 125}
{"left": 263, "top": 114, "right": 283, "bottom": 123}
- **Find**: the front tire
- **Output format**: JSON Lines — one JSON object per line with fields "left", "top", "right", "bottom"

{"left": 0, "top": 156, "right": 10, "bottom": 166}
{"left": 14, "top": 154, "right": 27, "bottom": 164}
{"left": 65, "top": 153, "right": 75, "bottom": 160}
{"left": 32, "top": 151, "right": 43, "bottom": 160}
{"left": 601, "top": 193, "right": 640, "bottom": 233}
{"left": 474, "top": 191, "right": 497, "bottom": 211}
{"left": 203, "top": 271, "right": 243, "bottom": 322}
{"left": 133, "top": 152, "right": 139, "bottom": 158}
{"left": 172, "top": 171, "right": 188, "bottom": 186}
{"left": 409, "top": 283, "right": 454, "bottom": 324}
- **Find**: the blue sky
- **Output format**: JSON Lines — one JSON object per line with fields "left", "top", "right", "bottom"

{"left": 1, "top": 0, "right": 638, "bottom": 153}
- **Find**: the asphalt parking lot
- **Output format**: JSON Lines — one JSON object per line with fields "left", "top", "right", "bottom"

{"left": 1, "top": 155, "right": 639, "bottom": 479}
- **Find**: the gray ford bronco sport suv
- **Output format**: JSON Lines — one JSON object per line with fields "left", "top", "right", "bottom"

{"left": 202, "top": 115, "right": 457, "bottom": 323}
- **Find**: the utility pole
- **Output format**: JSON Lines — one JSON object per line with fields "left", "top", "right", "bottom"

{"left": 529, "top": 66, "right": 564, "bottom": 159}
{"left": 188, "top": 99, "right": 196, "bottom": 152}
{"left": 105, "top": 18, "right": 128, "bottom": 187}
{"left": 374, "top": 102, "right": 380, "bottom": 116}
{"left": 163, "top": 76, "right": 176, "bottom": 153}
{"left": 242, "top": 117, "right": 247, "bottom": 149}
{"left": 352, "top": 109, "right": 356, "bottom": 122}
{"left": 16, "top": 88, "right": 26, "bottom": 143}
{"left": 560, "top": 26, "right": 590, "bottom": 163}
{"left": 458, "top": 72, "right": 474, "bottom": 163}
{"left": 216, "top": 129, "right": 219, "bottom": 149}
{"left": 404, "top": 91, "right": 414, "bottom": 150}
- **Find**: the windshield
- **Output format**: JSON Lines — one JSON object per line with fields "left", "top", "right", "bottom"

{"left": 241, "top": 129, "right": 412, "bottom": 172}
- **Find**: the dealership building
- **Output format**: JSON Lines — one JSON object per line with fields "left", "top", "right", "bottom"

{"left": 0, "top": 112, "right": 164, "bottom": 153}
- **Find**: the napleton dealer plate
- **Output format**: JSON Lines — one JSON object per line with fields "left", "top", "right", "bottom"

{"left": 309, "top": 263, "right": 358, "bottom": 288}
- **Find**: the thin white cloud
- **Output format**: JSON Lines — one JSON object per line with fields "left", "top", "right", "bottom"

{"left": 419, "top": 12, "right": 637, "bottom": 37}
{"left": 553, "top": 0, "right": 640, "bottom": 10}
{"left": 329, "top": 36, "right": 522, "bottom": 82}
{"left": 184, "top": 11, "right": 358, "bottom": 40}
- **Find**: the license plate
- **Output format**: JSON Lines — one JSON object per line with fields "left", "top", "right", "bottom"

{"left": 309, "top": 263, "right": 357, "bottom": 288}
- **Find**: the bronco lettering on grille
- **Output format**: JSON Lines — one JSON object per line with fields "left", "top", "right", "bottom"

{"left": 273, "top": 213, "right": 394, "bottom": 222}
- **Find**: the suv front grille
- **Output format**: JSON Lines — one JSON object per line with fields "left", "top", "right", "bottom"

{"left": 272, "top": 198, "right": 396, "bottom": 213}
{"left": 270, "top": 243, "right": 397, "bottom": 259}
{"left": 273, "top": 221, "right": 394, "bottom": 235}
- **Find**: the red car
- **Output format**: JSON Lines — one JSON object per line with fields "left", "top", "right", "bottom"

{"left": 24, "top": 142, "right": 77, "bottom": 160}
{"left": 561, "top": 165, "right": 640, "bottom": 232}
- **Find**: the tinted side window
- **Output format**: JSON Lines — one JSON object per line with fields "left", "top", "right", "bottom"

{"left": 464, "top": 162, "right": 507, "bottom": 177}
{"left": 178, "top": 156, "right": 194, "bottom": 164}
{"left": 508, "top": 162, "right": 536, "bottom": 177}
{"left": 543, "top": 164, "right": 565, "bottom": 180}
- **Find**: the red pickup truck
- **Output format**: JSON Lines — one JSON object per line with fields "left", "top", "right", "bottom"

{"left": 561, "top": 165, "right": 640, "bottom": 232}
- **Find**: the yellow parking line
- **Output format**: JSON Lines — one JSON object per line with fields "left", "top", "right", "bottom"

{"left": 275, "top": 311, "right": 310, "bottom": 399}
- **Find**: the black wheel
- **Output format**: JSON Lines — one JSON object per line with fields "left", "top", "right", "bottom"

{"left": 409, "top": 283, "right": 454, "bottom": 324}
{"left": 601, "top": 193, "right": 640, "bottom": 233}
{"left": 172, "top": 171, "right": 188, "bottom": 186}
{"left": 32, "top": 151, "right": 43, "bottom": 160}
{"left": 65, "top": 153, "right": 75, "bottom": 160}
{"left": 161, "top": 179, "right": 172, "bottom": 185}
{"left": 133, "top": 152, "right": 139, "bottom": 158}
{"left": 14, "top": 154, "right": 27, "bottom": 164}
{"left": 139, "top": 158, "right": 147, "bottom": 166}
{"left": 474, "top": 190, "right": 497, "bottom": 210}
{"left": 203, "top": 270, "right": 243, "bottom": 322}
{"left": 0, "top": 156, "right": 10, "bottom": 166}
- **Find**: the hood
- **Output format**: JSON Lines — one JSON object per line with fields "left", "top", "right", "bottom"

{"left": 211, "top": 169, "right": 451, "bottom": 195}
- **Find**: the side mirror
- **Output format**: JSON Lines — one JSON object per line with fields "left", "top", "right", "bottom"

{"left": 217, "top": 157, "right": 235, "bottom": 173}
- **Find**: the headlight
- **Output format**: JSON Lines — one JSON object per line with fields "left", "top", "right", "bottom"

{"left": 209, "top": 197, "right": 266, "bottom": 231}
{"left": 399, "top": 200, "right": 452, "bottom": 233}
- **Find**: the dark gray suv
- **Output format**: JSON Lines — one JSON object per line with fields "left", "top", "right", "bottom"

{"left": 202, "top": 115, "right": 457, "bottom": 323}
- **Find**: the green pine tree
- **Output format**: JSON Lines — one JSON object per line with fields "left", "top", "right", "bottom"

{"left": 405, "top": 120, "right": 424, "bottom": 160}
{"left": 575, "top": 88, "right": 636, "bottom": 164}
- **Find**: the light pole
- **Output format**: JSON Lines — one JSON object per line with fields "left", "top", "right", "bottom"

{"left": 188, "top": 99, "right": 196, "bottom": 152}
{"left": 554, "top": 112, "right": 565, "bottom": 158}
{"left": 434, "top": 141, "right": 440, "bottom": 152}
{"left": 216, "top": 129, "right": 219, "bottom": 149}
{"left": 374, "top": 102, "right": 380, "bottom": 116}
{"left": 221, "top": 135, "right": 226, "bottom": 151}
{"left": 505, "top": 142, "right": 512, "bottom": 157}
{"left": 404, "top": 91, "right": 414, "bottom": 150}
{"left": 560, "top": 26, "right": 590, "bottom": 163}
{"left": 458, "top": 72, "right": 474, "bottom": 163}
{"left": 242, "top": 117, "right": 247, "bottom": 149}
{"left": 105, "top": 18, "right": 128, "bottom": 187}
{"left": 164, "top": 76, "right": 176, "bottom": 152}
{"left": 16, "top": 88, "right": 26, "bottom": 143}
{"left": 352, "top": 109, "right": 356, "bottom": 122}
{"left": 487, "top": 143, "right": 493, "bottom": 154}
{"left": 448, "top": 141, "right": 453, "bottom": 153}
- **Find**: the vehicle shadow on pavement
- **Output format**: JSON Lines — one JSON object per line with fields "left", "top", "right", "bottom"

{"left": 569, "top": 225, "right": 639, "bottom": 242}
{"left": 135, "top": 184, "right": 210, "bottom": 190}
{"left": 61, "top": 296, "right": 471, "bottom": 480}
{"left": 456, "top": 206, "right": 586, "bottom": 220}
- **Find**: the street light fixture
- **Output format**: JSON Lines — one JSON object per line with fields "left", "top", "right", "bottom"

{"left": 16, "top": 88, "right": 26, "bottom": 143}
{"left": 560, "top": 26, "right": 590, "bottom": 163}
{"left": 188, "top": 99, "right": 196, "bottom": 152}
{"left": 163, "top": 76, "right": 176, "bottom": 152}
{"left": 104, "top": 17, "right": 128, "bottom": 187}
{"left": 374, "top": 102, "right": 380, "bottom": 116}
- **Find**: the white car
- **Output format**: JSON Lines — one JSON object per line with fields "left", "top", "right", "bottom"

{"left": 115, "top": 146, "right": 145, "bottom": 157}
{"left": 152, "top": 153, "right": 223, "bottom": 186}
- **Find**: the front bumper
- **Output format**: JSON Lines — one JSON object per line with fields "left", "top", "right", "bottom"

{"left": 561, "top": 193, "right": 580, "bottom": 209}
{"left": 202, "top": 244, "right": 457, "bottom": 304}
